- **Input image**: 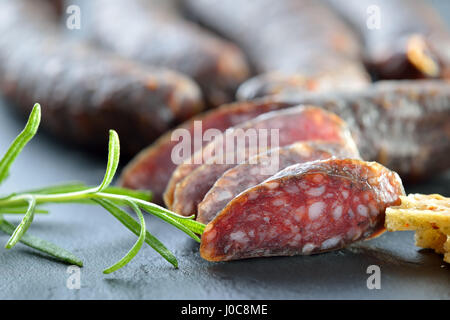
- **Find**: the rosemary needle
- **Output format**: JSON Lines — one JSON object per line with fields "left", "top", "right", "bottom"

{"left": 0, "top": 215, "right": 83, "bottom": 266}
{"left": 102, "top": 201, "right": 146, "bottom": 274}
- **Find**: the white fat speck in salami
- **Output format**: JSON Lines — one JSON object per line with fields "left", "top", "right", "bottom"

{"left": 265, "top": 181, "right": 279, "bottom": 190}
{"left": 302, "top": 243, "right": 316, "bottom": 254}
{"left": 357, "top": 204, "right": 369, "bottom": 217}
{"left": 321, "top": 236, "right": 341, "bottom": 250}
{"left": 308, "top": 201, "right": 326, "bottom": 220}
{"left": 332, "top": 205, "right": 343, "bottom": 220}
{"left": 229, "top": 231, "right": 249, "bottom": 243}
{"left": 272, "top": 198, "right": 286, "bottom": 206}
{"left": 305, "top": 186, "right": 326, "bottom": 197}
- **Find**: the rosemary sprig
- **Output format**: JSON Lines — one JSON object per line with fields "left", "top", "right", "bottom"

{"left": 0, "top": 104, "right": 206, "bottom": 273}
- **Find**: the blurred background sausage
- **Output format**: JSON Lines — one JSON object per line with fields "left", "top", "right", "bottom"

{"left": 0, "top": 0, "right": 204, "bottom": 156}
{"left": 87, "top": 0, "right": 251, "bottom": 108}
{"left": 324, "top": 0, "right": 450, "bottom": 80}
{"left": 182, "top": 0, "right": 371, "bottom": 100}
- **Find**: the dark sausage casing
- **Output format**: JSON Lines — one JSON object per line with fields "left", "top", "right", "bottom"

{"left": 183, "top": 0, "right": 370, "bottom": 100}
{"left": 89, "top": 0, "right": 250, "bottom": 107}
{"left": 0, "top": 0, "right": 204, "bottom": 155}
{"left": 324, "top": 0, "right": 450, "bottom": 80}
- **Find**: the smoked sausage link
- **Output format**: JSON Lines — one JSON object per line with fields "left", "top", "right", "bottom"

{"left": 200, "top": 159, "right": 405, "bottom": 262}
{"left": 89, "top": 0, "right": 251, "bottom": 107}
{"left": 183, "top": 0, "right": 370, "bottom": 100}
{"left": 324, "top": 0, "right": 450, "bottom": 80}
{"left": 0, "top": 0, "right": 204, "bottom": 156}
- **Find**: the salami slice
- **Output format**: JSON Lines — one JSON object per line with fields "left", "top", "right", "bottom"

{"left": 166, "top": 106, "right": 358, "bottom": 211}
{"left": 120, "top": 100, "right": 290, "bottom": 204}
{"left": 183, "top": 0, "right": 370, "bottom": 100}
{"left": 0, "top": 0, "right": 204, "bottom": 156}
{"left": 200, "top": 159, "right": 405, "bottom": 262}
{"left": 324, "top": 0, "right": 450, "bottom": 80}
{"left": 89, "top": 0, "right": 250, "bottom": 107}
{"left": 197, "top": 141, "right": 361, "bottom": 224}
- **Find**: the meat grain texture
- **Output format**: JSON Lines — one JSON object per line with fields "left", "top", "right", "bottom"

{"left": 166, "top": 106, "right": 358, "bottom": 214}
{"left": 120, "top": 100, "right": 291, "bottom": 204}
{"left": 201, "top": 159, "right": 405, "bottom": 261}
{"left": 197, "top": 141, "right": 361, "bottom": 224}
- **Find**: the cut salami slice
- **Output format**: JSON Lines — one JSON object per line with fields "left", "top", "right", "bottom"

{"left": 120, "top": 100, "right": 290, "bottom": 204}
{"left": 166, "top": 106, "right": 358, "bottom": 212}
{"left": 200, "top": 159, "right": 405, "bottom": 262}
{"left": 197, "top": 141, "right": 361, "bottom": 224}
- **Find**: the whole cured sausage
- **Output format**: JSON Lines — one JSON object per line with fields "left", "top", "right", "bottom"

{"left": 324, "top": 0, "right": 450, "bottom": 80}
{"left": 200, "top": 159, "right": 405, "bottom": 262}
{"left": 183, "top": 0, "right": 370, "bottom": 100}
{"left": 88, "top": 0, "right": 251, "bottom": 107}
{"left": 0, "top": 0, "right": 204, "bottom": 156}
{"left": 197, "top": 141, "right": 361, "bottom": 224}
{"left": 120, "top": 100, "right": 291, "bottom": 204}
{"left": 166, "top": 106, "right": 359, "bottom": 213}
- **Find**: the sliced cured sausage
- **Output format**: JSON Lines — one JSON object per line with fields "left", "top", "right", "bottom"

{"left": 167, "top": 106, "right": 358, "bottom": 212}
{"left": 120, "top": 100, "right": 291, "bottom": 204}
{"left": 0, "top": 0, "right": 204, "bottom": 156}
{"left": 122, "top": 80, "right": 450, "bottom": 203}
{"left": 183, "top": 0, "right": 370, "bottom": 100}
{"left": 200, "top": 159, "right": 405, "bottom": 262}
{"left": 197, "top": 141, "right": 361, "bottom": 224}
{"left": 324, "top": 0, "right": 450, "bottom": 79}
{"left": 88, "top": 0, "right": 251, "bottom": 107}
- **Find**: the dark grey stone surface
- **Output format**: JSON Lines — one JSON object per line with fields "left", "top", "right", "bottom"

{"left": 1, "top": 0, "right": 450, "bottom": 300}
{"left": 1, "top": 98, "right": 449, "bottom": 300}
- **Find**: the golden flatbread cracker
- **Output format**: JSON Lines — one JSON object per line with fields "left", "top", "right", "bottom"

{"left": 386, "top": 194, "right": 450, "bottom": 264}
{"left": 414, "top": 228, "right": 446, "bottom": 254}
{"left": 385, "top": 194, "right": 450, "bottom": 234}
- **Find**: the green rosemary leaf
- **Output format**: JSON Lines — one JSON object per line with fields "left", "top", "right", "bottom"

{"left": 0, "top": 215, "right": 83, "bottom": 266}
{"left": 0, "top": 103, "right": 41, "bottom": 185}
{"left": 95, "top": 199, "right": 178, "bottom": 268}
{"left": 170, "top": 216, "right": 206, "bottom": 235}
{"left": 5, "top": 196, "right": 37, "bottom": 248}
{"left": 137, "top": 202, "right": 202, "bottom": 243}
{"left": 97, "top": 130, "right": 120, "bottom": 192}
{"left": 0, "top": 207, "right": 48, "bottom": 214}
{"left": 102, "top": 201, "right": 146, "bottom": 274}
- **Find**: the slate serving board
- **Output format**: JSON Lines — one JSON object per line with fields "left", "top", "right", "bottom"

{"left": 1, "top": 0, "right": 449, "bottom": 300}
